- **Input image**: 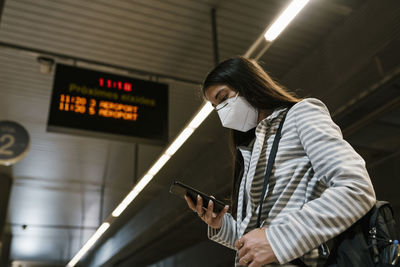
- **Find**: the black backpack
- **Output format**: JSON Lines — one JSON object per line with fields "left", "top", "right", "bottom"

{"left": 324, "top": 201, "right": 400, "bottom": 267}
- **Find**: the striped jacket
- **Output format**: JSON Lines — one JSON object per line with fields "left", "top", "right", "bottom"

{"left": 208, "top": 98, "right": 376, "bottom": 266}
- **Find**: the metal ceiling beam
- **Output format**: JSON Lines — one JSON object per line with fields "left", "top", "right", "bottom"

{"left": 0, "top": 171, "right": 12, "bottom": 240}
{"left": 368, "top": 149, "right": 400, "bottom": 170}
{"left": 99, "top": 146, "right": 111, "bottom": 225}
{"left": 0, "top": 167, "right": 12, "bottom": 267}
{"left": 0, "top": 0, "right": 5, "bottom": 24}
{"left": 342, "top": 96, "right": 400, "bottom": 137}
{"left": 0, "top": 232, "right": 11, "bottom": 267}
{"left": 331, "top": 66, "right": 400, "bottom": 119}
{"left": 211, "top": 7, "right": 219, "bottom": 66}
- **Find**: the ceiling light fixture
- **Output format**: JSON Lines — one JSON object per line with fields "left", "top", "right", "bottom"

{"left": 111, "top": 173, "right": 154, "bottom": 217}
{"left": 165, "top": 128, "right": 194, "bottom": 156}
{"left": 264, "top": 0, "right": 309, "bottom": 42}
{"left": 66, "top": 222, "right": 110, "bottom": 267}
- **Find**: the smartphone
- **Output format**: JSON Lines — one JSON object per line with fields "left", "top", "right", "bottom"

{"left": 169, "top": 180, "right": 226, "bottom": 213}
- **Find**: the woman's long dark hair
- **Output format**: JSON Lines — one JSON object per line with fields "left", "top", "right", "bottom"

{"left": 202, "top": 56, "right": 303, "bottom": 218}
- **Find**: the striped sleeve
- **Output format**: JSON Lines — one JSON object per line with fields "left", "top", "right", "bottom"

{"left": 266, "top": 98, "right": 376, "bottom": 264}
{"left": 207, "top": 212, "right": 238, "bottom": 250}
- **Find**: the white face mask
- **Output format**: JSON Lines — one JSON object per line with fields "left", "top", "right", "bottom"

{"left": 216, "top": 93, "right": 258, "bottom": 132}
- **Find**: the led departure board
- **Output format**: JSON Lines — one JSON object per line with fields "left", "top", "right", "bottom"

{"left": 47, "top": 64, "right": 168, "bottom": 145}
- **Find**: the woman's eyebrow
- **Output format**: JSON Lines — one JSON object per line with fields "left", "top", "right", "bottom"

{"left": 214, "top": 89, "right": 224, "bottom": 101}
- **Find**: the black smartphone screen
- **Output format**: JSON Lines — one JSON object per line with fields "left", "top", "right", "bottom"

{"left": 169, "top": 180, "right": 226, "bottom": 213}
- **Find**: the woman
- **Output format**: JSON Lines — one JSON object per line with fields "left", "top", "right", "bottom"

{"left": 185, "top": 56, "right": 376, "bottom": 267}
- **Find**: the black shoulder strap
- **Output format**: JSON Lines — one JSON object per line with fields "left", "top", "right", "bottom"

{"left": 256, "top": 110, "right": 288, "bottom": 228}
{"left": 370, "top": 201, "right": 391, "bottom": 226}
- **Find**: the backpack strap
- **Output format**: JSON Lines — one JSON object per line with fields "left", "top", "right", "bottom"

{"left": 370, "top": 201, "right": 391, "bottom": 226}
{"left": 256, "top": 110, "right": 288, "bottom": 228}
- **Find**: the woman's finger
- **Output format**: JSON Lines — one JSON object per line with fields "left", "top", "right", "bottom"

{"left": 235, "top": 236, "right": 245, "bottom": 250}
{"left": 238, "top": 240, "right": 249, "bottom": 259}
{"left": 239, "top": 254, "right": 252, "bottom": 266}
{"left": 205, "top": 200, "right": 213, "bottom": 222}
{"left": 184, "top": 195, "right": 196, "bottom": 211}
{"left": 195, "top": 195, "right": 204, "bottom": 215}
{"left": 215, "top": 205, "right": 229, "bottom": 222}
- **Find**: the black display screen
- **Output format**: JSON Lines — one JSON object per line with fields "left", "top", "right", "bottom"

{"left": 47, "top": 64, "right": 168, "bottom": 145}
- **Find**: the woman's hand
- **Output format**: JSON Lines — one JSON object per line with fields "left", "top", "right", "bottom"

{"left": 234, "top": 228, "right": 277, "bottom": 267}
{"left": 185, "top": 194, "right": 229, "bottom": 229}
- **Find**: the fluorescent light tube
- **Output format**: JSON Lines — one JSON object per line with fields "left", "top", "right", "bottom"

{"left": 148, "top": 154, "right": 171, "bottom": 176}
{"left": 166, "top": 102, "right": 212, "bottom": 156}
{"left": 66, "top": 222, "right": 110, "bottom": 267}
{"left": 188, "top": 102, "right": 214, "bottom": 128}
{"left": 165, "top": 127, "right": 195, "bottom": 156}
{"left": 112, "top": 174, "right": 154, "bottom": 217}
{"left": 264, "top": 0, "right": 309, "bottom": 42}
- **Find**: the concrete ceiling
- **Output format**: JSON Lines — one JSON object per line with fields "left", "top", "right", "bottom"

{"left": 0, "top": 0, "right": 399, "bottom": 266}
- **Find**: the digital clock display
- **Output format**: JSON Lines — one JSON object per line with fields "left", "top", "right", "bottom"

{"left": 47, "top": 64, "right": 168, "bottom": 145}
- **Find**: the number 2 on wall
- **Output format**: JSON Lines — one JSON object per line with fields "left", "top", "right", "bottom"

{"left": 0, "top": 134, "right": 15, "bottom": 156}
